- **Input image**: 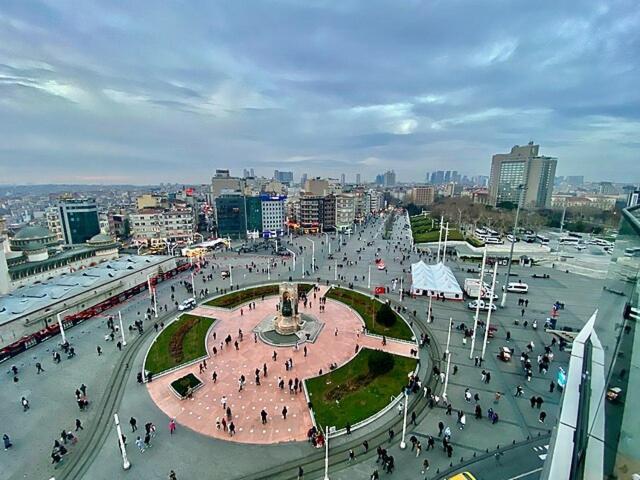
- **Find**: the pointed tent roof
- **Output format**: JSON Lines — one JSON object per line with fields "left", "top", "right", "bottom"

{"left": 410, "top": 260, "right": 462, "bottom": 295}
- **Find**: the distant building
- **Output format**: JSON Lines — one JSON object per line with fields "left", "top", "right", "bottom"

{"left": 627, "top": 189, "right": 640, "bottom": 208}
{"left": 375, "top": 174, "right": 384, "bottom": 186}
{"left": 58, "top": 197, "right": 101, "bottom": 245}
{"left": 136, "top": 194, "right": 167, "bottom": 210}
{"left": 210, "top": 170, "right": 243, "bottom": 198}
{"left": 45, "top": 206, "right": 64, "bottom": 242}
{"left": 488, "top": 142, "right": 557, "bottom": 208}
{"left": 356, "top": 173, "right": 361, "bottom": 185}
{"left": 365, "top": 190, "right": 385, "bottom": 213}
{"left": 383, "top": 170, "right": 396, "bottom": 187}
{"left": 335, "top": 194, "right": 355, "bottom": 231}
{"left": 303, "top": 178, "right": 330, "bottom": 196}
{"left": 598, "top": 182, "right": 617, "bottom": 195}
{"left": 411, "top": 186, "right": 435, "bottom": 206}
{"left": 300, "top": 173, "right": 308, "bottom": 187}
{"left": 274, "top": 170, "right": 294, "bottom": 185}
{"left": 565, "top": 175, "right": 584, "bottom": 186}
{"left": 130, "top": 207, "right": 194, "bottom": 247}
{"left": 340, "top": 173, "right": 346, "bottom": 185}
{"left": 245, "top": 196, "right": 263, "bottom": 238}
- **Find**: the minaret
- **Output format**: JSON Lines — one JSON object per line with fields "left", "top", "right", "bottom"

{"left": 0, "top": 238, "right": 10, "bottom": 294}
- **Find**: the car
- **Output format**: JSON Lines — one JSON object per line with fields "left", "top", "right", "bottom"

{"left": 447, "top": 472, "right": 477, "bottom": 480}
{"left": 221, "top": 271, "right": 230, "bottom": 279}
{"left": 467, "top": 299, "right": 496, "bottom": 311}
{"left": 178, "top": 298, "right": 196, "bottom": 311}
{"left": 377, "top": 260, "right": 386, "bottom": 270}
{"left": 497, "top": 346, "right": 513, "bottom": 362}
{"left": 502, "top": 282, "right": 529, "bottom": 294}
{"left": 506, "top": 234, "right": 519, "bottom": 243}
{"left": 607, "top": 386, "right": 623, "bottom": 402}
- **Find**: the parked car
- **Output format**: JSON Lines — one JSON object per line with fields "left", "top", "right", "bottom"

{"left": 607, "top": 386, "right": 623, "bottom": 402}
{"left": 467, "top": 299, "right": 496, "bottom": 311}
{"left": 502, "top": 282, "right": 529, "bottom": 294}
{"left": 178, "top": 298, "right": 197, "bottom": 311}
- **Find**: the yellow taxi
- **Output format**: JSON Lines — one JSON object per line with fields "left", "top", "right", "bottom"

{"left": 447, "top": 473, "right": 477, "bottom": 480}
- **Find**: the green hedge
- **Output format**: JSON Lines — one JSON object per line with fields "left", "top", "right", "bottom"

{"left": 205, "top": 283, "right": 314, "bottom": 308}
{"left": 306, "top": 349, "right": 416, "bottom": 429}
{"left": 326, "top": 287, "right": 413, "bottom": 340}
{"left": 466, "top": 237, "right": 486, "bottom": 247}
{"left": 170, "top": 373, "right": 203, "bottom": 398}
{"left": 146, "top": 315, "right": 215, "bottom": 375}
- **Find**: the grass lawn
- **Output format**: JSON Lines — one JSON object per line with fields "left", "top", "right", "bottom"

{"left": 306, "top": 349, "right": 417, "bottom": 429}
{"left": 410, "top": 215, "right": 463, "bottom": 243}
{"left": 326, "top": 287, "right": 413, "bottom": 340}
{"left": 145, "top": 314, "right": 215, "bottom": 375}
{"left": 205, "top": 283, "right": 315, "bottom": 308}
{"left": 170, "top": 373, "right": 203, "bottom": 398}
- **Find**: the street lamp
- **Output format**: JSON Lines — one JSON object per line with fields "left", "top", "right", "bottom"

{"left": 229, "top": 264, "right": 233, "bottom": 287}
{"left": 323, "top": 232, "right": 330, "bottom": 255}
{"left": 367, "top": 265, "right": 371, "bottom": 289}
{"left": 305, "top": 238, "right": 315, "bottom": 272}
{"left": 56, "top": 311, "right": 68, "bottom": 345}
{"left": 500, "top": 185, "right": 525, "bottom": 307}
{"left": 114, "top": 413, "right": 131, "bottom": 470}
{"left": 481, "top": 264, "right": 499, "bottom": 360}
{"left": 443, "top": 317, "right": 453, "bottom": 398}
{"left": 469, "top": 248, "right": 487, "bottom": 359}
{"left": 118, "top": 311, "right": 127, "bottom": 346}
{"left": 324, "top": 425, "right": 330, "bottom": 480}
{"left": 399, "top": 391, "right": 409, "bottom": 449}
{"left": 286, "top": 249, "right": 296, "bottom": 271}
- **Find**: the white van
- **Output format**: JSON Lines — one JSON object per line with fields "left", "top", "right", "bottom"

{"left": 503, "top": 282, "right": 529, "bottom": 294}
{"left": 485, "top": 237, "right": 504, "bottom": 245}
{"left": 178, "top": 298, "right": 197, "bottom": 311}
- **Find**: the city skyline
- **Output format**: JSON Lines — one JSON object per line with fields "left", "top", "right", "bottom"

{"left": 1, "top": 1, "right": 639, "bottom": 184}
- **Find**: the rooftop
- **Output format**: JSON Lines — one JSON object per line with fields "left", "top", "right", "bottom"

{"left": 0, "top": 254, "right": 173, "bottom": 326}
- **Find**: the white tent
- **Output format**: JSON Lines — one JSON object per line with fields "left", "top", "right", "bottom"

{"left": 410, "top": 261, "right": 463, "bottom": 300}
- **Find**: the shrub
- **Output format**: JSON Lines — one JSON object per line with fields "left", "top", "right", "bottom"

{"left": 376, "top": 302, "right": 396, "bottom": 327}
{"left": 367, "top": 350, "right": 395, "bottom": 376}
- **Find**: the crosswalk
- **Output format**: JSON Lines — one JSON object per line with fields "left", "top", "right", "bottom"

{"left": 533, "top": 444, "right": 549, "bottom": 460}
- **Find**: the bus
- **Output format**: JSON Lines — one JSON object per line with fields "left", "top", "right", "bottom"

{"left": 559, "top": 237, "right": 579, "bottom": 245}
{"left": 474, "top": 228, "right": 487, "bottom": 237}
{"left": 536, "top": 234, "right": 550, "bottom": 245}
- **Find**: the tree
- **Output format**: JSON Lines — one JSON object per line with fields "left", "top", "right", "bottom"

{"left": 376, "top": 302, "right": 396, "bottom": 327}
{"left": 367, "top": 350, "right": 395, "bottom": 376}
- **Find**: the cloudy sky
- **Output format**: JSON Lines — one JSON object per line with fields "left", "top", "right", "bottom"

{"left": 0, "top": 0, "right": 638, "bottom": 185}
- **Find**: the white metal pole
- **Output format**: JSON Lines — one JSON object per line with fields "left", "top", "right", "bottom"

{"left": 399, "top": 276, "right": 403, "bottom": 301}
{"left": 367, "top": 265, "right": 371, "bottom": 289}
{"left": 267, "top": 261, "right": 270, "bottom": 280}
{"left": 436, "top": 216, "right": 443, "bottom": 263}
{"left": 191, "top": 272, "right": 195, "bottom": 296}
{"left": 229, "top": 265, "right": 233, "bottom": 286}
{"left": 442, "top": 223, "right": 449, "bottom": 265}
{"left": 147, "top": 274, "right": 153, "bottom": 300}
{"left": 324, "top": 425, "right": 330, "bottom": 480}
{"left": 501, "top": 187, "right": 523, "bottom": 307}
{"left": 427, "top": 295, "right": 432, "bottom": 323}
{"left": 469, "top": 248, "right": 487, "bottom": 359}
{"left": 114, "top": 413, "right": 131, "bottom": 470}
{"left": 118, "top": 311, "right": 126, "bottom": 346}
{"left": 399, "top": 391, "right": 409, "bottom": 449}
{"left": 334, "top": 259, "right": 337, "bottom": 281}
{"left": 481, "top": 264, "right": 499, "bottom": 360}
{"left": 153, "top": 287, "right": 158, "bottom": 318}
{"left": 302, "top": 257, "right": 305, "bottom": 278}
{"left": 57, "top": 313, "right": 67, "bottom": 345}
{"left": 443, "top": 318, "right": 453, "bottom": 397}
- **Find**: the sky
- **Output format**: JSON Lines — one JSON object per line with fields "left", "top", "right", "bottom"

{"left": 0, "top": 0, "right": 639, "bottom": 185}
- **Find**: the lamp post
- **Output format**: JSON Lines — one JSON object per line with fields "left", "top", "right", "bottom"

{"left": 118, "top": 311, "right": 127, "bottom": 346}
{"left": 334, "top": 259, "right": 337, "bottom": 281}
{"left": 146, "top": 273, "right": 154, "bottom": 300}
{"left": 323, "top": 232, "right": 330, "bottom": 255}
{"left": 286, "top": 249, "right": 296, "bottom": 271}
{"left": 229, "top": 264, "right": 233, "bottom": 287}
{"left": 436, "top": 216, "right": 444, "bottom": 263}
{"left": 56, "top": 312, "right": 68, "bottom": 345}
{"left": 500, "top": 185, "right": 524, "bottom": 307}
{"left": 302, "top": 257, "right": 305, "bottom": 278}
{"left": 481, "top": 264, "right": 499, "bottom": 360}
{"left": 399, "top": 276, "right": 403, "bottom": 301}
{"left": 427, "top": 294, "right": 432, "bottom": 323}
{"left": 324, "top": 425, "right": 330, "bottom": 480}
{"left": 442, "top": 222, "right": 449, "bottom": 265}
{"left": 305, "top": 238, "right": 315, "bottom": 272}
{"left": 367, "top": 265, "right": 371, "bottom": 289}
{"left": 190, "top": 272, "right": 196, "bottom": 297}
{"left": 114, "top": 413, "right": 131, "bottom": 470}
{"left": 470, "top": 248, "right": 487, "bottom": 359}
{"left": 399, "top": 391, "right": 409, "bottom": 449}
{"left": 443, "top": 317, "right": 453, "bottom": 398}
{"left": 267, "top": 261, "right": 270, "bottom": 281}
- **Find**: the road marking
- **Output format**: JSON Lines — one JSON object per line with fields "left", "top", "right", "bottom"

{"left": 507, "top": 467, "right": 543, "bottom": 479}
{"left": 533, "top": 444, "right": 549, "bottom": 460}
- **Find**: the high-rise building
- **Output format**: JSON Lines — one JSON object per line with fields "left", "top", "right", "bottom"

{"left": 444, "top": 171, "right": 451, "bottom": 182}
{"left": 431, "top": 171, "right": 445, "bottom": 184}
{"left": 411, "top": 186, "right": 435, "bottom": 206}
{"left": 565, "top": 175, "right": 584, "bottom": 186}
{"left": 356, "top": 173, "right": 361, "bottom": 185}
{"left": 488, "top": 142, "right": 557, "bottom": 208}
{"left": 335, "top": 193, "right": 355, "bottom": 231}
{"left": 211, "top": 170, "right": 243, "bottom": 198}
{"left": 375, "top": 174, "right": 384, "bottom": 185}
{"left": 383, "top": 170, "right": 396, "bottom": 187}
{"left": 303, "top": 178, "right": 330, "bottom": 196}
{"left": 260, "top": 194, "right": 287, "bottom": 237}
{"left": 215, "top": 193, "right": 247, "bottom": 239}
{"left": 300, "top": 173, "right": 308, "bottom": 187}
{"left": 245, "top": 196, "right": 263, "bottom": 235}
{"left": 274, "top": 170, "right": 294, "bottom": 185}
{"left": 340, "top": 173, "right": 346, "bottom": 186}
{"left": 58, "top": 197, "right": 100, "bottom": 244}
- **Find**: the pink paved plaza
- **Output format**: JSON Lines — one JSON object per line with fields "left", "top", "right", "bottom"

{"left": 146, "top": 285, "right": 417, "bottom": 444}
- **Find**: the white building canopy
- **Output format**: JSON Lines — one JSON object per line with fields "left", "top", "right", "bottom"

{"left": 410, "top": 261, "right": 463, "bottom": 300}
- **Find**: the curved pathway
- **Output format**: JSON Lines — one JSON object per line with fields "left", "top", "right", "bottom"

{"left": 146, "top": 286, "right": 416, "bottom": 444}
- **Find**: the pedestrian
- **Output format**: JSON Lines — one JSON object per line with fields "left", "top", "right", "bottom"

{"left": 438, "top": 421, "right": 444, "bottom": 436}
{"left": 130, "top": 417, "right": 138, "bottom": 432}
{"left": 3, "top": 433, "right": 12, "bottom": 450}
{"left": 229, "top": 422, "right": 236, "bottom": 436}
{"left": 415, "top": 441, "right": 422, "bottom": 457}
{"left": 21, "top": 397, "right": 29, "bottom": 411}
{"left": 485, "top": 371, "right": 491, "bottom": 383}
{"left": 135, "top": 436, "right": 145, "bottom": 453}
{"left": 348, "top": 448, "right": 356, "bottom": 462}
{"left": 530, "top": 396, "right": 537, "bottom": 408}
{"left": 297, "top": 466, "right": 304, "bottom": 480}
{"left": 282, "top": 406, "right": 288, "bottom": 419}
{"left": 363, "top": 439, "right": 369, "bottom": 453}
{"left": 36, "top": 362, "right": 44, "bottom": 374}
{"left": 421, "top": 458, "right": 430, "bottom": 474}
{"left": 169, "top": 418, "right": 176, "bottom": 435}
{"left": 346, "top": 422, "right": 351, "bottom": 435}
{"left": 549, "top": 381, "right": 555, "bottom": 393}
{"left": 388, "top": 428, "right": 394, "bottom": 443}
{"left": 261, "top": 409, "right": 268, "bottom": 424}
{"left": 117, "top": 341, "right": 122, "bottom": 351}
{"left": 212, "top": 371, "right": 217, "bottom": 383}
{"left": 411, "top": 411, "right": 417, "bottom": 425}
{"left": 536, "top": 396, "right": 544, "bottom": 409}
{"left": 539, "top": 411, "right": 547, "bottom": 423}
{"left": 75, "top": 419, "right": 83, "bottom": 431}
{"left": 169, "top": 471, "right": 177, "bottom": 480}
{"left": 97, "top": 345, "right": 102, "bottom": 356}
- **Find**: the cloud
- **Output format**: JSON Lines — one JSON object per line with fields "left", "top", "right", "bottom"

{"left": 0, "top": 0, "right": 638, "bottom": 184}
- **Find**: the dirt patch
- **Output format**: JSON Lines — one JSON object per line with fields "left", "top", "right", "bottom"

{"left": 168, "top": 317, "right": 197, "bottom": 364}
{"left": 325, "top": 373, "right": 375, "bottom": 402}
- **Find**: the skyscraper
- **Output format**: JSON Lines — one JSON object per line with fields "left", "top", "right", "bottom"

{"left": 356, "top": 173, "right": 361, "bottom": 185}
{"left": 383, "top": 170, "right": 396, "bottom": 187}
{"left": 58, "top": 197, "right": 100, "bottom": 244}
{"left": 340, "top": 173, "right": 346, "bottom": 185}
{"left": 488, "top": 142, "right": 557, "bottom": 208}
{"left": 273, "top": 170, "right": 294, "bottom": 185}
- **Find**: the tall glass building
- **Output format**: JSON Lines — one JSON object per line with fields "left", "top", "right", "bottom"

{"left": 544, "top": 205, "right": 640, "bottom": 479}
{"left": 58, "top": 197, "right": 100, "bottom": 245}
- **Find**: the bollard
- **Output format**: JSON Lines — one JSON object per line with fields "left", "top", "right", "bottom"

{"left": 473, "top": 452, "right": 476, "bottom": 457}
{"left": 513, "top": 440, "right": 516, "bottom": 444}
{"left": 450, "top": 462, "right": 453, "bottom": 467}
{"left": 486, "top": 448, "right": 489, "bottom": 453}
{"left": 436, "top": 468, "right": 440, "bottom": 474}
{"left": 527, "top": 435, "right": 530, "bottom": 440}
{"left": 497, "top": 445, "right": 500, "bottom": 450}
{"left": 460, "top": 457, "right": 464, "bottom": 463}
{"left": 538, "top": 432, "right": 541, "bottom": 437}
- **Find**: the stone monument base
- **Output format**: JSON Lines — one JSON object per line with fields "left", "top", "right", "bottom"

{"left": 274, "top": 314, "right": 301, "bottom": 335}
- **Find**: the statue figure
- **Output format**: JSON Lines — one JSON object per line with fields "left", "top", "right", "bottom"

{"left": 281, "top": 292, "right": 293, "bottom": 317}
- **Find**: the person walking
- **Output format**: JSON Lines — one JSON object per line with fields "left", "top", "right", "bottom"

{"left": 411, "top": 411, "right": 417, "bottom": 425}
{"left": 539, "top": 411, "right": 547, "bottom": 423}
{"left": 415, "top": 441, "right": 422, "bottom": 457}
{"left": 97, "top": 345, "right": 102, "bottom": 356}
{"left": 530, "top": 396, "right": 537, "bottom": 408}
{"left": 536, "top": 396, "right": 544, "bottom": 409}
{"left": 348, "top": 448, "right": 356, "bottom": 462}
{"left": 135, "top": 436, "right": 145, "bottom": 453}
{"left": 169, "top": 471, "right": 177, "bottom": 480}
{"left": 75, "top": 419, "right": 83, "bottom": 431}
{"left": 3, "top": 433, "right": 12, "bottom": 450}
{"left": 421, "top": 458, "right": 430, "bottom": 474}
{"left": 297, "top": 466, "right": 304, "bottom": 479}
{"left": 169, "top": 418, "right": 176, "bottom": 435}
{"left": 438, "top": 421, "right": 444, "bottom": 436}
{"left": 21, "top": 397, "right": 29, "bottom": 412}
{"left": 282, "top": 406, "right": 288, "bottom": 419}
{"left": 261, "top": 409, "right": 268, "bottom": 424}
{"left": 36, "top": 362, "right": 45, "bottom": 374}
{"left": 363, "top": 439, "right": 369, "bottom": 453}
